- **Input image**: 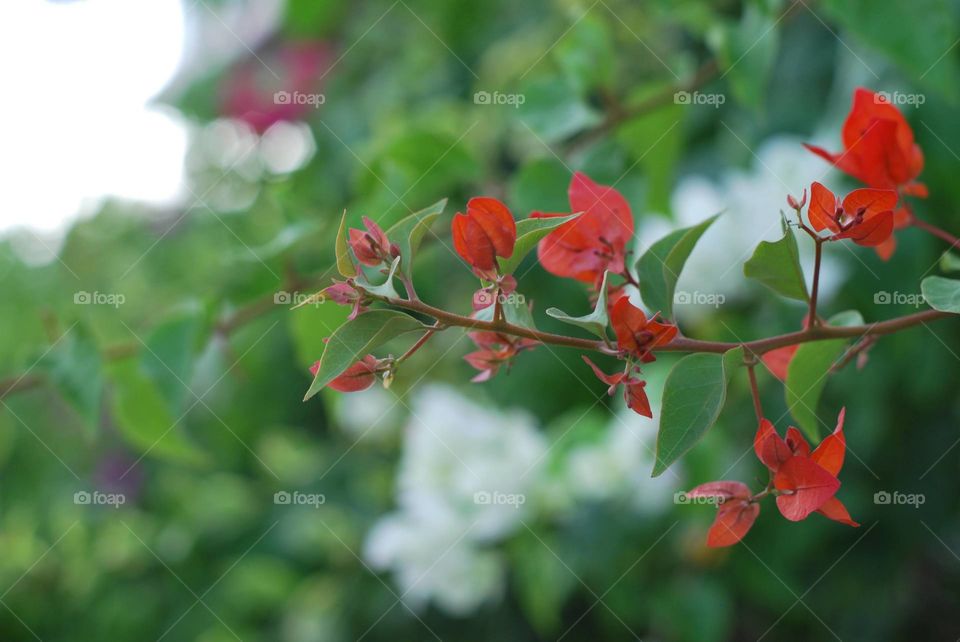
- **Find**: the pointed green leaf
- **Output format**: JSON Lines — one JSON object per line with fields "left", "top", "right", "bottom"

{"left": 335, "top": 210, "right": 357, "bottom": 278}
{"left": 743, "top": 215, "right": 808, "bottom": 301}
{"left": 41, "top": 326, "right": 102, "bottom": 436}
{"left": 499, "top": 213, "right": 581, "bottom": 276}
{"left": 386, "top": 198, "right": 447, "bottom": 272}
{"left": 922, "top": 276, "right": 960, "bottom": 312}
{"left": 785, "top": 310, "right": 864, "bottom": 440}
{"left": 652, "top": 353, "right": 728, "bottom": 476}
{"left": 140, "top": 306, "right": 204, "bottom": 414}
{"left": 354, "top": 256, "right": 402, "bottom": 299}
{"left": 304, "top": 310, "right": 424, "bottom": 400}
{"left": 110, "top": 361, "right": 205, "bottom": 464}
{"left": 474, "top": 293, "right": 537, "bottom": 330}
{"left": 545, "top": 271, "right": 610, "bottom": 340}
{"left": 637, "top": 213, "right": 721, "bottom": 319}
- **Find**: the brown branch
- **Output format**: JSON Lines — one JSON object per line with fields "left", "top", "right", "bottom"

{"left": 381, "top": 295, "right": 953, "bottom": 357}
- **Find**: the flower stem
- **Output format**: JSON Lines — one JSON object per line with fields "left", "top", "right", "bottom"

{"left": 807, "top": 238, "right": 823, "bottom": 328}
{"left": 746, "top": 363, "right": 763, "bottom": 422}
{"left": 911, "top": 217, "right": 960, "bottom": 249}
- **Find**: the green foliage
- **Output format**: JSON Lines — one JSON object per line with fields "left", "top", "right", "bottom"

{"left": 922, "top": 276, "right": 960, "bottom": 312}
{"left": 546, "top": 271, "right": 611, "bottom": 340}
{"left": 743, "top": 215, "right": 809, "bottom": 301}
{"left": 637, "top": 214, "right": 720, "bottom": 319}
{"left": 653, "top": 352, "right": 729, "bottom": 476}
{"left": 785, "top": 310, "right": 864, "bottom": 440}
{"left": 304, "top": 310, "right": 424, "bottom": 400}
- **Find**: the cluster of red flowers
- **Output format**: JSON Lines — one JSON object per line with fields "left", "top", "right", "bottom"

{"left": 309, "top": 85, "right": 937, "bottom": 549}
{"left": 805, "top": 87, "right": 926, "bottom": 259}
{"left": 689, "top": 410, "right": 856, "bottom": 547}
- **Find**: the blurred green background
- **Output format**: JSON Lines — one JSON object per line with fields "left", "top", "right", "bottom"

{"left": 2, "top": 0, "right": 960, "bottom": 639}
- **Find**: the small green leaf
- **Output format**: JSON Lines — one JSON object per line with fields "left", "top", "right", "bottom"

{"left": 922, "top": 276, "right": 960, "bottom": 312}
{"left": 743, "top": 215, "right": 808, "bottom": 302}
{"left": 722, "top": 346, "right": 746, "bottom": 384}
{"left": 785, "top": 311, "right": 864, "bottom": 440}
{"left": 140, "top": 306, "right": 204, "bottom": 414}
{"left": 41, "top": 326, "right": 102, "bottom": 436}
{"left": 637, "top": 214, "right": 720, "bottom": 318}
{"left": 354, "top": 256, "right": 402, "bottom": 299}
{"left": 304, "top": 310, "right": 424, "bottom": 400}
{"left": 653, "top": 353, "right": 728, "bottom": 476}
{"left": 499, "top": 213, "right": 581, "bottom": 276}
{"left": 110, "top": 362, "right": 205, "bottom": 464}
{"left": 712, "top": 4, "right": 779, "bottom": 109}
{"left": 545, "top": 271, "right": 610, "bottom": 340}
{"left": 335, "top": 210, "right": 357, "bottom": 278}
{"left": 386, "top": 198, "right": 447, "bottom": 272}
{"left": 474, "top": 293, "right": 537, "bottom": 330}
{"left": 939, "top": 251, "right": 960, "bottom": 273}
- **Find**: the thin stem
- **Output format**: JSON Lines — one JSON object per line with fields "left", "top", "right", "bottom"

{"left": 808, "top": 238, "right": 823, "bottom": 328}
{"left": 746, "top": 363, "right": 763, "bottom": 422}
{"left": 396, "top": 325, "right": 440, "bottom": 364}
{"left": 911, "top": 217, "right": 960, "bottom": 249}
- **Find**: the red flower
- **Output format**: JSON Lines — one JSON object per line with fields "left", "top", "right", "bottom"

{"left": 805, "top": 87, "right": 926, "bottom": 197}
{"left": 582, "top": 356, "right": 652, "bottom": 417}
{"left": 609, "top": 297, "right": 678, "bottom": 361}
{"left": 452, "top": 197, "right": 517, "bottom": 278}
{"left": 686, "top": 481, "right": 759, "bottom": 548}
{"left": 808, "top": 182, "right": 898, "bottom": 247}
{"left": 534, "top": 172, "right": 634, "bottom": 286}
{"left": 756, "top": 410, "right": 859, "bottom": 526}
{"left": 310, "top": 354, "right": 379, "bottom": 392}
{"left": 464, "top": 331, "right": 536, "bottom": 382}
{"left": 349, "top": 216, "right": 397, "bottom": 266}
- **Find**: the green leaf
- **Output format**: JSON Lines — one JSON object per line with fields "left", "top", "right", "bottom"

{"left": 653, "top": 353, "right": 728, "bottom": 476}
{"left": 335, "top": 210, "right": 356, "bottom": 278}
{"left": 517, "top": 75, "right": 602, "bottom": 143}
{"left": 711, "top": 4, "right": 779, "bottom": 109}
{"left": 822, "top": 0, "right": 960, "bottom": 100}
{"left": 139, "top": 307, "right": 204, "bottom": 414}
{"left": 553, "top": 15, "right": 615, "bottom": 95}
{"left": 637, "top": 214, "right": 721, "bottom": 319}
{"left": 499, "top": 213, "right": 581, "bottom": 276}
{"left": 474, "top": 293, "right": 537, "bottom": 330}
{"left": 304, "top": 310, "right": 424, "bottom": 400}
{"left": 41, "top": 326, "right": 102, "bottom": 436}
{"left": 386, "top": 198, "right": 447, "bottom": 273}
{"left": 354, "top": 256, "right": 402, "bottom": 299}
{"left": 743, "top": 215, "right": 808, "bottom": 301}
{"left": 545, "top": 271, "right": 610, "bottom": 340}
{"left": 785, "top": 311, "right": 864, "bottom": 440}
{"left": 940, "top": 251, "right": 960, "bottom": 273}
{"left": 110, "top": 362, "right": 205, "bottom": 464}
{"left": 922, "top": 276, "right": 960, "bottom": 312}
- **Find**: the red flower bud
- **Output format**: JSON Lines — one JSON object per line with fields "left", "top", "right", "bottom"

{"left": 609, "top": 297, "right": 677, "bottom": 360}
{"left": 452, "top": 197, "right": 516, "bottom": 276}
{"left": 349, "top": 216, "right": 394, "bottom": 266}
